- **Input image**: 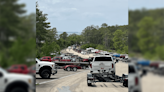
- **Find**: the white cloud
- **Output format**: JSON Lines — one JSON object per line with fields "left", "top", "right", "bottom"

{"left": 38, "top": 0, "right": 128, "bottom": 32}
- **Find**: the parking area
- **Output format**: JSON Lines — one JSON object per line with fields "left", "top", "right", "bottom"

{"left": 36, "top": 69, "right": 88, "bottom": 84}
{"left": 36, "top": 60, "right": 128, "bottom": 92}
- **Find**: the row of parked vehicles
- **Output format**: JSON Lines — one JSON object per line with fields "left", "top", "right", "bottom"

{"left": 75, "top": 46, "right": 149, "bottom": 92}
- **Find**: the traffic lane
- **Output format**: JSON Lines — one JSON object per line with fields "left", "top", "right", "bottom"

{"left": 36, "top": 70, "right": 128, "bottom": 92}
{"left": 36, "top": 69, "right": 88, "bottom": 84}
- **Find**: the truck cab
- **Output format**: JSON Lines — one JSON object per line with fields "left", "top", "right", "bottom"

{"left": 36, "top": 58, "right": 57, "bottom": 79}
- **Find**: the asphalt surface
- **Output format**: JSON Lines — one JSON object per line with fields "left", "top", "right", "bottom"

{"left": 36, "top": 48, "right": 128, "bottom": 92}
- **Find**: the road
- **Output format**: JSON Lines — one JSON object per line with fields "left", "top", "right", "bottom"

{"left": 36, "top": 48, "right": 128, "bottom": 92}
{"left": 141, "top": 72, "right": 164, "bottom": 92}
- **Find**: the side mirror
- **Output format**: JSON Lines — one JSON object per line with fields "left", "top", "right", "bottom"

{"left": 140, "top": 69, "right": 147, "bottom": 77}
{"left": 0, "top": 72, "right": 3, "bottom": 77}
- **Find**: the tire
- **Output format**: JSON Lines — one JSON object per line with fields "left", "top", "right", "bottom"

{"left": 10, "top": 87, "right": 27, "bottom": 92}
{"left": 87, "top": 79, "right": 92, "bottom": 86}
{"left": 72, "top": 67, "right": 77, "bottom": 72}
{"left": 40, "top": 69, "right": 51, "bottom": 79}
{"left": 66, "top": 67, "right": 71, "bottom": 71}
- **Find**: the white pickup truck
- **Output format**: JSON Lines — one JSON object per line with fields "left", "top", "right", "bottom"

{"left": 129, "top": 62, "right": 147, "bottom": 92}
{"left": 0, "top": 67, "right": 34, "bottom": 92}
{"left": 36, "top": 58, "right": 57, "bottom": 79}
{"left": 87, "top": 55, "right": 116, "bottom": 86}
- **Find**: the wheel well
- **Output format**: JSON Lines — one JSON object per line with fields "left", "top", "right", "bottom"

{"left": 5, "top": 81, "right": 28, "bottom": 92}
{"left": 39, "top": 66, "right": 52, "bottom": 74}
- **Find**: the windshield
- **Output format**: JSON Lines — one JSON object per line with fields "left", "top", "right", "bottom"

{"left": 94, "top": 57, "right": 112, "bottom": 61}
{"left": 0, "top": 67, "right": 7, "bottom": 73}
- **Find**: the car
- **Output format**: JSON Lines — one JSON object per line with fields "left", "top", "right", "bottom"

{"left": 120, "top": 54, "right": 127, "bottom": 59}
{"left": 77, "top": 57, "right": 83, "bottom": 62}
{"left": 52, "top": 57, "right": 61, "bottom": 61}
{"left": 40, "top": 56, "right": 52, "bottom": 62}
{"left": 149, "top": 62, "right": 163, "bottom": 69}
{"left": 112, "top": 54, "right": 120, "bottom": 57}
{"left": 63, "top": 65, "right": 82, "bottom": 71}
{"left": 81, "top": 51, "right": 87, "bottom": 55}
{"left": 95, "top": 50, "right": 102, "bottom": 54}
{"left": 0, "top": 67, "right": 34, "bottom": 92}
{"left": 7, "top": 64, "right": 29, "bottom": 74}
{"left": 137, "top": 60, "right": 150, "bottom": 66}
{"left": 78, "top": 50, "right": 81, "bottom": 53}
{"left": 91, "top": 49, "right": 99, "bottom": 53}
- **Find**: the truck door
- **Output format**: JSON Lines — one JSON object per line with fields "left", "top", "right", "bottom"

{"left": 0, "top": 70, "right": 6, "bottom": 91}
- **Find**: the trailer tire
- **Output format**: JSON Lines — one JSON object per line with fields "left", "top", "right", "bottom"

{"left": 66, "top": 67, "right": 71, "bottom": 71}
{"left": 87, "top": 79, "right": 92, "bottom": 86}
{"left": 72, "top": 67, "right": 77, "bottom": 72}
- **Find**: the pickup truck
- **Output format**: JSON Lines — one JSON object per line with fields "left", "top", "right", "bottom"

{"left": 7, "top": 64, "right": 29, "bottom": 74}
{"left": 0, "top": 67, "right": 34, "bottom": 92}
{"left": 87, "top": 55, "right": 115, "bottom": 86}
{"left": 129, "top": 62, "right": 147, "bottom": 92}
{"left": 36, "top": 58, "right": 57, "bottom": 79}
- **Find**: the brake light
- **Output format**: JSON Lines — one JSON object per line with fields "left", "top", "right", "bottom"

{"left": 90, "top": 64, "right": 92, "bottom": 68}
{"left": 135, "top": 77, "right": 138, "bottom": 85}
{"left": 112, "top": 63, "right": 113, "bottom": 68}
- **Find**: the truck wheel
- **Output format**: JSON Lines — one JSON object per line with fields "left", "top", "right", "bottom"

{"left": 73, "top": 67, "right": 77, "bottom": 71}
{"left": 66, "top": 67, "right": 71, "bottom": 71}
{"left": 10, "top": 87, "right": 27, "bottom": 92}
{"left": 40, "top": 69, "right": 51, "bottom": 79}
{"left": 87, "top": 79, "right": 92, "bottom": 86}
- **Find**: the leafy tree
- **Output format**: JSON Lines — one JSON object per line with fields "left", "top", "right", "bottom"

{"left": 113, "top": 29, "right": 126, "bottom": 52}
{"left": 59, "top": 32, "right": 68, "bottom": 40}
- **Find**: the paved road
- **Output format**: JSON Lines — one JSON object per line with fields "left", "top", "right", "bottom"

{"left": 36, "top": 48, "right": 128, "bottom": 92}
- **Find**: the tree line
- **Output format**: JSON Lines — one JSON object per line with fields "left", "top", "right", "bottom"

{"left": 80, "top": 24, "right": 128, "bottom": 54}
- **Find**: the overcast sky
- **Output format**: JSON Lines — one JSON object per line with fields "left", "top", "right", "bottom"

{"left": 18, "top": 0, "right": 164, "bottom": 34}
